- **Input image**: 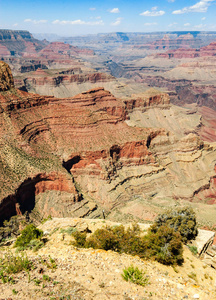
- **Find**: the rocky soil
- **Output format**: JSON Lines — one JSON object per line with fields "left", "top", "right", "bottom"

{"left": 1, "top": 218, "right": 216, "bottom": 300}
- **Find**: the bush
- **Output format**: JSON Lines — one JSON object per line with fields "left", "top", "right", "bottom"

{"left": 14, "top": 224, "right": 43, "bottom": 250}
{"left": 121, "top": 265, "right": 149, "bottom": 286}
{"left": 85, "top": 227, "right": 120, "bottom": 251}
{"left": 72, "top": 222, "right": 183, "bottom": 265}
{"left": 0, "top": 216, "right": 20, "bottom": 243}
{"left": 188, "top": 245, "right": 198, "bottom": 255}
{"left": 28, "top": 239, "right": 44, "bottom": 252}
{"left": 143, "top": 225, "right": 184, "bottom": 265}
{"left": 72, "top": 231, "right": 87, "bottom": 248}
{"left": 150, "top": 206, "right": 198, "bottom": 243}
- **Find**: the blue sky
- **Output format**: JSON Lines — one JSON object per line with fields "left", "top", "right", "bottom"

{"left": 1, "top": 0, "right": 216, "bottom": 36}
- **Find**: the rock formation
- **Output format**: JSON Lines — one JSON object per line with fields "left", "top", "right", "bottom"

{"left": 0, "top": 62, "right": 216, "bottom": 226}
{"left": 0, "top": 29, "right": 47, "bottom": 54}
{"left": 0, "top": 61, "right": 14, "bottom": 91}
{"left": 15, "top": 71, "right": 115, "bottom": 95}
{"left": 155, "top": 41, "right": 216, "bottom": 59}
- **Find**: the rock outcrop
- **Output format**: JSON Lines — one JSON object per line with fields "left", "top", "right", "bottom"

{"left": 0, "top": 61, "right": 14, "bottom": 91}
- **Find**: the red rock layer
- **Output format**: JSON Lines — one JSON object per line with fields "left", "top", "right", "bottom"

{"left": 21, "top": 72, "right": 115, "bottom": 88}
{"left": 23, "top": 41, "right": 94, "bottom": 60}
{"left": 133, "top": 33, "right": 201, "bottom": 51}
{"left": 124, "top": 91, "right": 170, "bottom": 111}
{"left": 0, "top": 172, "right": 81, "bottom": 223}
{"left": 0, "top": 45, "right": 10, "bottom": 56}
{"left": 198, "top": 106, "right": 216, "bottom": 142}
{"left": 0, "top": 84, "right": 159, "bottom": 219}
{"left": 131, "top": 74, "right": 216, "bottom": 112}
{"left": 155, "top": 41, "right": 216, "bottom": 59}
{"left": 41, "top": 42, "right": 94, "bottom": 56}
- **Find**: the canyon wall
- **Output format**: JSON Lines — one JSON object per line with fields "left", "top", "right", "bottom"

{"left": 0, "top": 62, "right": 216, "bottom": 225}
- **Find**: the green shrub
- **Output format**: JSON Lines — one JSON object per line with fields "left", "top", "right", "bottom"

{"left": 47, "top": 256, "right": 57, "bottom": 270}
{"left": 0, "top": 216, "right": 20, "bottom": 243}
{"left": 0, "top": 271, "right": 15, "bottom": 284}
{"left": 0, "top": 251, "right": 32, "bottom": 283}
{"left": 151, "top": 206, "right": 198, "bottom": 243}
{"left": 28, "top": 239, "right": 44, "bottom": 252}
{"left": 41, "top": 215, "right": 52, "bottom": 224}
{"left": 72, "top": 231, "right": 87, "bottom": 248}
{"left": 84, "top": 224, "right": 145, "bottom": 255}
{"left": 85, "top": 227, "right": 120, "bottom": 251}
{"left": 72, "top": 222, "right": 183, "bottom": 265}
{"left": 188, "top": 245, "right": 198, "bottom": 255}
{"left": 42, "top": 274, "right": 50, "bottom": 281}
{"left": 12, "top": 289, "right": 18, "bottom": 295}
{"left": 121, "top": 265, "right": 149, "bottom": 286}
{"left": 14, "top": 224, "right": 43, "bottom": 250}
{"left": 143, "top": 225, "right": 184, "bottom": 265}
{"left": 120, "top": 224, "right": 146, "bottom": 256}
{"left": 34, "top": 278, "right": 41, "bottom": 286}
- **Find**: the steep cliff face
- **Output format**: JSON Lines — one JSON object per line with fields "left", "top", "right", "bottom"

{"left": 0, "top": 62, "right": 216, "bottom": 225}
{"left": 0, "top": 30, "right": 33, "bottom": 41}
{"left": 0, "top": 29, "right": 47, "bottom": 54}
{"left": 17, "top": 71, "right": 115, "bottom": 93}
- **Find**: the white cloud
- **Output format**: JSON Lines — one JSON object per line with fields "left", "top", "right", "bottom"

{"left": 152, "top": 6, "right": 158, "bottom": 11}
{"left": 144, "top": 22, "right": 157, "bottom": 26}
{"left": 24, "top": 19, "right": 47, "bottom": 24}
{"left": 168, "top": 0, "right": 175, "bottom": 2}
{"left": 184, "top": 23, "right": 191, "bottom": 26}
{"left": 193, "top": 23, "right": 206, "bottom": 28}
{"left": 89, "top": 8, "right": 96, "bottom": 11}
{"left": 168, "top": 22, "right": 178, "bottom": 27}
{"left": 201, "top": 16, "right": 206, "bottom": 20}
{"left": 13, "top": 23, "right": 18, "bottom": 27}
{"left": 140, "top": 10, "right": 165, "bottom": 16}
{"left": 172, "top": 0, "right": 214, "bottom": 14}
{"left": 52, "top": 19, "right": 104, "bottom": 26}
{"left": 111, "top": 17, "right": 122, "bottom": 26}
{"left": 110, "top": 8, "right": 120, "bottom": 13}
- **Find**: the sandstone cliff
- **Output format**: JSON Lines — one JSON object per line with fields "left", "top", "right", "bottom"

{"left": 0, "top": 61, "right": 14, "bottom": 91}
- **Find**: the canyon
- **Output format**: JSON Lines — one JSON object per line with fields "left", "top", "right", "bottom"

{"left": 0, "top": 58, "right": 216, "bottom": 227}
{"left": 0, "top": 29, "right": 215, "bottom": 228}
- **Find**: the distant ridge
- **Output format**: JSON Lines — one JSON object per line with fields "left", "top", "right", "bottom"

{"left": 0, "top": 29, "right": 47, "bottom": 53}
{"left": 56, "top": 31, "right": 216, "bottom": 50}
{"left": 0, "top": 29, "right": 34, "bottom": 41}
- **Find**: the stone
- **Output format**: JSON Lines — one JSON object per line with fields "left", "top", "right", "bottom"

{"left": 194, "top": 229, "right": 215, "bottom": 255}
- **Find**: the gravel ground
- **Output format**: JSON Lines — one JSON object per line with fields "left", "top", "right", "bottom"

{"left": 0, "top": 218, "right": 216, "bottom": 300}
